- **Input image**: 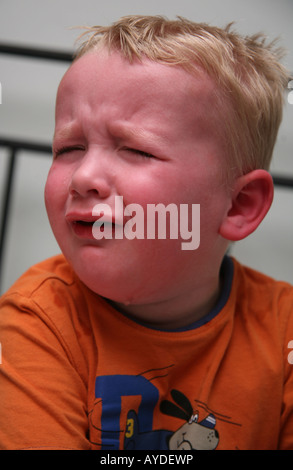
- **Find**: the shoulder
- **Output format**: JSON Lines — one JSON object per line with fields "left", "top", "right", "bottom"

{"left": 3, "top": 254, "right": 76, "bottom": 296}
{"left": 0, "top": 254, "right": 92, "bottom": 329}
{"left": 231, "top": 256, "right": 293, "bottom": 324}
{"left": 232, "top": 256, "right": 293, "bottom": 295}
{"left": 0, "top": 255, "right": 101, "bottom": 372}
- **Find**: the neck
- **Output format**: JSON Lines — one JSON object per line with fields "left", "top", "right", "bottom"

{"left": 110, "top": 270, "right": 223, "bottom": 331}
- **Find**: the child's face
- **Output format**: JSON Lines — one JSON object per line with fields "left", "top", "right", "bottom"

{"left": 45, "top": 50, "right": 231, "bottom": 322}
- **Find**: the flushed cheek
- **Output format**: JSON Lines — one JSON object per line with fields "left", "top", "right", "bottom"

{"left": 44, "top": 169, "right": 68, "bottom": 230}
{"left": 200, "top": 194, "right": 230, "bottom": 244}
{"left": 121, "top": 173, "right": 188, "bottom": 209}
{"left": 44, "top": 175, "right": 55, "bottom": 220}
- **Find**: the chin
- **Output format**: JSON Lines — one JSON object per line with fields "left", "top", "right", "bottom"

{"left": 69, "top": 259, "right": 139, "bottom": 303}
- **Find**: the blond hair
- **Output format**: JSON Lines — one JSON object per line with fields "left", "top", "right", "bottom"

{"left": 75, "top": 15, "right": 289, "bottom": 178}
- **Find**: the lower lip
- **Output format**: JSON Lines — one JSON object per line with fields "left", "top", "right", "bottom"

{"left": 70, "top": 221, "right": 118, "bottom": 239}
{"left": 71, "top": 221, "right": 96, "bottom": 239}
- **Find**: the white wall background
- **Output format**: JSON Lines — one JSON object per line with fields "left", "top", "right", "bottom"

{"left": 0, "top": 0, "right": 292, "bottom": 293}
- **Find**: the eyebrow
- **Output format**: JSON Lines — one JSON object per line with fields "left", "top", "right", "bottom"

{"left": 53, "top": 121, "right": 169, "bottom": 150}
{"left": 53, "top": 122, "right": 82, "bottom": 142}
{"left": 109, "top": 122, "right": 167, "bottom": 148}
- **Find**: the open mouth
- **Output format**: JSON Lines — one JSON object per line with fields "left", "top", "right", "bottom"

{"left": 65, "top": 208, "right": 123, "bottom": 240}
{"left": 76, "top": 219, "right": 100, "bottom": 228}
{"left": 89, "top": 220, "right": 114, "bottom": 233}
{"left": 76, "top": 220, "right": 94, "bottom": 225}
{"left": 72, "top": 219, "right": 117, "bottom": 238}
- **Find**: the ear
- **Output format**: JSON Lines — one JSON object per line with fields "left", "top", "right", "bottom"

{"left": 219, "top": 170, "right": 274, "bottom": 241}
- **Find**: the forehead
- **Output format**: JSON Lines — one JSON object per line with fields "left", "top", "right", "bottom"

{"left": 59, "top": 48, "right": 213, "bottom": 91}
{"left": 55, "top": 50, "right": 221, "bottom": 143}
{"left": 58, "top": 49, "right": 216, "bottom": 104}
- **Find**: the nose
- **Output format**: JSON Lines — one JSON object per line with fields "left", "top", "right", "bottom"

{"left": 69, "top": 148, "right": 112, "bottom": 199}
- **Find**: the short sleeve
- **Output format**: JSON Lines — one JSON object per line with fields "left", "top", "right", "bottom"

{"left": 0, "top": 292, "right": 91, "bottom": 450}
{"left": 278, "top": 286, "right": 293, "bottom": 450}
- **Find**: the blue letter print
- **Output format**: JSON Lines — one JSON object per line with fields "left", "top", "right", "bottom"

{"left": 95, "top": 374, "right": 159, "bottom": 450}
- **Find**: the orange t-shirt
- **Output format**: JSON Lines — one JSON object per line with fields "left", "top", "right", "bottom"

{"left": 0, "top": 254, "right": 293, "bottom": 450}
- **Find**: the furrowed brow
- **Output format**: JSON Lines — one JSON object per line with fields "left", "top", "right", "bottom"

{"left": 53, "top": 122, "right": 82, "bottom": 142}
{"left": 109, "top": 122, "right": 165, "bottom": 147}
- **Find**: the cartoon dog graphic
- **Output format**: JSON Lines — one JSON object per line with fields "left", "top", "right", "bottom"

{"left": 124, "top": 389, "right": 219, "bottom": 450}
{"left": 160, "top": 389, "right": 219, "bottom": 450}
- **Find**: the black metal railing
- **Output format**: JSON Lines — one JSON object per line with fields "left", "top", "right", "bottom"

{"left": 0, "top": 137, "right": 52, "bottom": 269}
{"left": 0, "top": 42, "right": 293, "bottom": 290}
{"left": 0, "top": 42, "right": 73, "bottom": 62}
{"left": 0, "top": 43, "right": 72, "bottom": 289}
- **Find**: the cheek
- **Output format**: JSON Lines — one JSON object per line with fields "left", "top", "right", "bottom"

{"left": 121, "top": 170, "right": 183, "bottom": 210}
{"left": 44, "top": 172, "right": 54, "bottom": 218}
{"left": 44, "top": 173, "right": 56, "bottom": 219}
{"left": 199, "top": 190, "right": 230, "bottom": 242}
{"left": 118, "top": 171, "right": 161, "bottom": 203}
{"left": 44, "top": 166, "right": 67, "bottom": 224}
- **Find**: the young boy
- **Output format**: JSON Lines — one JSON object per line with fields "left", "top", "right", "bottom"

{"left": 0, "top": 15, "right": 292, "bottom": 450}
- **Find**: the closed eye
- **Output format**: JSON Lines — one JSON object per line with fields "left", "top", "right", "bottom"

{"left": 121, "top": 147, "right": 155, "bottom": 159}
{"left": 53, "top": 145, "right": 85, "bottom": 158}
